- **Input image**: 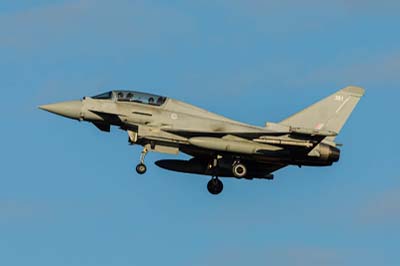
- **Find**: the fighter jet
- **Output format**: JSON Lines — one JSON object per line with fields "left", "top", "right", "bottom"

{"left": 39, "top": 86, "right": 364, "bottom": 195}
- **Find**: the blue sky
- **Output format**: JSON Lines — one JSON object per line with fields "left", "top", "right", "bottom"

{"left": 1, "top": 1, "right": 399, "bottom": 265}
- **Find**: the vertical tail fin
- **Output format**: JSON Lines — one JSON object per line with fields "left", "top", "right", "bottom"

{"left": 279, "top": 86, "right": 365, "bottom": 139}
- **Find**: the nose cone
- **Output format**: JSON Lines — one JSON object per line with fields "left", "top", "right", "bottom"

{"left": 39, "top": 100, "right": 83, "bottom": 120}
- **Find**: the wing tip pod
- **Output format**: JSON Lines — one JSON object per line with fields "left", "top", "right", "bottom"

{"left": 342, "top": 86, "right": 365, "bottom": 97}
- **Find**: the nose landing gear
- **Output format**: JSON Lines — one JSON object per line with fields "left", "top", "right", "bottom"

{"left": 136, "top": 145, "right": 149, "bottom": 175}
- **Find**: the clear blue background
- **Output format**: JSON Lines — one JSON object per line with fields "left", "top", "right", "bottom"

{"left": 1, "top": 1, "right": 399, "bottom": 265}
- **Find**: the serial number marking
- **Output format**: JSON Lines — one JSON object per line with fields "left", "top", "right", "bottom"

{"left": 335, "top": 95, "right": 344, "bottom": 102}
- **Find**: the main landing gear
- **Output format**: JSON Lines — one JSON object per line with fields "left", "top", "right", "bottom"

{"left": 206, "top": 156, "right": 224, "bottom": 195}
{"left": 136, "top": 146, "right": 149, "bottom": 175}
{"left": 207, "top": 177, "right": 223, "bottom": 195}
{"left": 206, "top": 159, "right": 248, "bottom": 195}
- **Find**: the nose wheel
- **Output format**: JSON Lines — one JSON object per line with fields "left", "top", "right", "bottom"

{"left": 207, "top": 177, "right": 223, "bottom": 195}
{"left": 136, "top": 163, "right": 147, "bottom": 174}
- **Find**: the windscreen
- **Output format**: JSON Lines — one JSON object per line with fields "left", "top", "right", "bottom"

{"left": 92, "top": 91, "right": 112, "bottom": 100}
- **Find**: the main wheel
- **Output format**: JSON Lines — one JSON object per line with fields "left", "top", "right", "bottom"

{"left": 136, "top": 163, "right": 147, "bottom": 174}
{"left": 207, "top": 178, "right": 223, "bottom": 195}
{"left": 232, "top": 163, "right": 247, "bottom": 178}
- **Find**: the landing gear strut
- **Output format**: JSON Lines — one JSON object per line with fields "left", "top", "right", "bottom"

{"left": 207, "top": 177, "right": 223, "bottom": 195}
{"left": 136, "top": 145, "right": 149, "bottom": 175}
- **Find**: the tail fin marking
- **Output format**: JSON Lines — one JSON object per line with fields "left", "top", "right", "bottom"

{"left": 279, "top": 86, "right": 365, "bottom": 138}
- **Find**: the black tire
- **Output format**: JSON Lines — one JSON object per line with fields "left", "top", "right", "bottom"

{"left": 207, "top": 178, "right": 223, "bottom": 195}
{"left": 136, "top": 163, "right": 147, "bottom": 174}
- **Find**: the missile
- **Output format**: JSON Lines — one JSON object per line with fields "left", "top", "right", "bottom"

{"left": 253, "top": 137, "right": 314, "bottom": 148}
{"left": 188, "top": 137, "right": 282, "bottom": 155}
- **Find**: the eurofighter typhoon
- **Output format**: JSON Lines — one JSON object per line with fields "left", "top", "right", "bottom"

{"left": 40, "top": 86, "right": 364, "bottom": 195}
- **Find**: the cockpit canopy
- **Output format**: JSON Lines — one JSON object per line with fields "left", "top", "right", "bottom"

{"left": 92, "top": 91, "right": 167, "bottom": 106}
